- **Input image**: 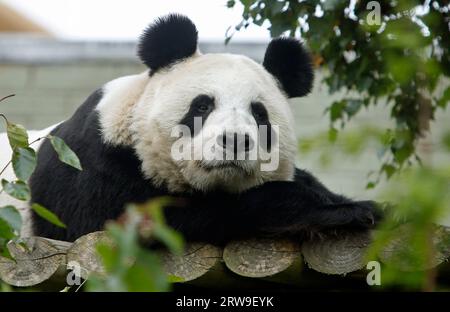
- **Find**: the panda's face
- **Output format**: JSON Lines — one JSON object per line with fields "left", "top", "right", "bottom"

{"left": 131, "top": 53, "right": 297, "bottom": 192}
{"left": 98, "top": 14, "right": 313, "bottom": 193}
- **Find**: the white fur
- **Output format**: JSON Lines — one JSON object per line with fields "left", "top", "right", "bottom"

{"left": 98, "top": 53, "right": 297, "bottom": 193}
{"left": 96, "top": 72, "right": 150, "bottom": 145}
{"left": 0, "top": 124, "right": 58, "bottom": 237}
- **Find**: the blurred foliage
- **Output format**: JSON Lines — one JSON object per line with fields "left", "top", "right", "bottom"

{"left": 0, "top": 95, "right": 80, "bottom": 288}
{"left": 252, "top": 1, "right": 450, "bottom": 287}
{"left": 366, "top": 163, "right": 450, "bottom": 290}
{"left": 86, "top": 199, "right": 184, "bottom": 292}
{"left": 228, "top": 0, "right": 450, "bottom": 185}
{"left": 298, "top": 116, "right": 450, "bottom": 289}
{"left": 2, "top": 1, "right": 450, "bottom": 291}
{"left": 299, "top": 125, "right": 393, "bottom": 187}
{"left": 1, "top": 97, "right": 183, "bottom": 292}
{"left": 0, "top": 98, "right": 77, "bottom": 253}
{"left": 300, "top": 124, "right": 450, "bottom": 290}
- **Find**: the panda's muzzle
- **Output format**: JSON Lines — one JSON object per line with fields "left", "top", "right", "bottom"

{"left": 197, "top": 160, "right": 254, "bottom": 175}
{"left": 216, "top": 132, "right": 254, "bottom": 156}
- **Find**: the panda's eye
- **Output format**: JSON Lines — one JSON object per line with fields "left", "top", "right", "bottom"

{"left": 251, "top": 102, "right": 269, "bottom": 123}
{"left": 180, "top": 95, "right": 215, "bottom": 136}
{"left": 254, "top": 111, "right": 266, "bottom": 120}
{"left": 196, "top": 103, "right": 210, "bottom": 113}
{"left": 192, "top": 95, "right": 214, "bottom": 114}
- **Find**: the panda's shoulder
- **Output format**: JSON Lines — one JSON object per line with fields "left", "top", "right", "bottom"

{"left": 294, "top": 168, "right": 322, "bottom": 187}
{"left": 54, "top": 72, "right": 149, "bottom": 138}
{"left": 96, "top": 73, "right": 149, "bottom": 112}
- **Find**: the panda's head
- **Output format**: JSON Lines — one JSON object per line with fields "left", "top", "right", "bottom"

{"left": 98, "top": 14, "right": 314, "bottom": 193}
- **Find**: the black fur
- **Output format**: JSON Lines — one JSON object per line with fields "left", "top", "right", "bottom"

{"left": 29, "top": 89, "right": 166, "bottom": 241}
{"left": 30, "top": 90, "right": 381, "bottom": 244}
{"left": 263, "top": 37, "right": 314, "bottom": 98}
{"left": 138, "top": 14, "right": 198, "bottom": 72}
{"left": 251, "top": 102, "right": 274, "bottom": 152}
{"left": 179, "top": 94, "right": 215, "bottom": 136}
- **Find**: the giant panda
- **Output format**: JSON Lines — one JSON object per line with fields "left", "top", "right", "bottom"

{"left": 27, "top": 14, "right": 380, "bottom": 244}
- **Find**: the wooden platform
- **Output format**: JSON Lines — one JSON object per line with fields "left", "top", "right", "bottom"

{"left": 1, "top": 226, "right": 450, "bottom": 289}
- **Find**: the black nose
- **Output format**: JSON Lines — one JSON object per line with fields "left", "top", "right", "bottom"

{"left": 217, "top": 132, "right": 254, "bottom": 153}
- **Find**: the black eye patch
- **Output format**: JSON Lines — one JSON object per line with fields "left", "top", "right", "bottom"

{"left": 251, "top": 102, "right": 269, "bottom": 124}
{"left": 179, "top": 94, "right": 215, "bottom": 137}
{"left": 251, "top": 102, "right": 275, "bottom": 152}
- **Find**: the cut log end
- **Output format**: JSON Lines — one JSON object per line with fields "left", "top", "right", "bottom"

{"left": 161, "top": 243, "right": 222, "bottom": 282}
{"left": 67, "top": 231, "right": 112, "bottom": 280}
{"left": 1, "top": 225, "right": 449, "bottom": 288}
{"left": 223, "top": 239, "right": 300, "bottom": 277}
{"left": 0, "top": 237, "right": 66, "bottom": 287}
{"left": 379, "top": 224, "right": 450, "bottom": 271}
{"left": 302, "top": 232, "right": 372, "bottom": 275}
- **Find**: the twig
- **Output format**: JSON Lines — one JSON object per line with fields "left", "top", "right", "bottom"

{"left": 0, "top": 114, "right": 8, "bottom": 125}
{"left": 0, "top": 94, "right": 15, "bottom": 104}
{"left": 0, "top": 136, "right": 46, "bottom": 178}
{"left": 0, "top": 160, "right": 11, "bottom": 177}
{"left": 29, "top": 136, "right": 46, "bottom": 146}
{"left": 0, "top": 95, "right": 15, "bottom": 126}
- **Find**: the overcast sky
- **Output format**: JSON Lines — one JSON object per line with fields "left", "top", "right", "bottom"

{"left": 4, "top": 0, "right": 270, "bottom": 41}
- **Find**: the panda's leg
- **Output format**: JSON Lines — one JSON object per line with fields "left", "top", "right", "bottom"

{"left": 163, "top": 177, "right": 381, "bottom": 244}
{"left": 291, "top": 168, "right": 385, "bottom": 231}
{"left": 238, "top": 179, "right": 382, "bottom": 236}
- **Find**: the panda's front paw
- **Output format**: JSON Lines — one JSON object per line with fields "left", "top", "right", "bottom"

{"left": 347, "top": 200, "right": 384, "bottom": 229}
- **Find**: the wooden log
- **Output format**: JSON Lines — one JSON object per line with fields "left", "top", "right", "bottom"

{"left": 0, "top": 237, "right": 67, "bottom": 287}
{"left": 301, "top": 232, "right": 372, "bottom": 275}
{"left": 161, "top": 243, "right": 222, "bottom": 282}
{"left": 66, "top": 231, "right": 112, "bottom": 280}
{"left": 1, "top": 226, "right": 449, "bottom": 288}
{"left": 185, "top": 258, "right": 304, "bottom": 290}
{"left": 379, "top": 224, "right": 450, "bottom": 271}
{"left": 223, "top": 239, "right": 300, "bottom": 277}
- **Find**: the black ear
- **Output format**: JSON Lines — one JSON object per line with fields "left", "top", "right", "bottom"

{"left": 263, "top": 37, "right": 314, "bottom": 98}
{"left": 138, "top": 14, "right": 198, "bottom": 72}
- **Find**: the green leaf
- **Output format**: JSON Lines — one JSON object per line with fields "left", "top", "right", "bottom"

{"left": 328, "top": 127, "right": 338, "bottom": 142}
{"left": 329, "top": 100, "right": 345, "bottom": 122}
{"left": 0, "top": 218, "right": 15, "bottom": 240}
{"left": 1, "top": 179, "right": 30, "bottom": 201}
{"left": 393, "top": 144, "right": 414, "bottom": 164}
{"left": 167, "top": 275, "right": 184, "bottom": 283}
{"left": 31, "top": 203, "right": 66, "bottom": 228}
{"left": 226, "top": 0, "right": 235, "bottom": 8}
{"left": 269, "top": 1, "right": 286, "bottom": 15}
{"left": 138, "top": 199, "right": 184, "bottom": 254}
{"left": 269, "top": 23, "right": 289, "bottom": 37}
{"left": 96, "top": 243, "right": 117, "bottom": 272}
{"left": 124, "top": 249, "right": 170, "bottom": 292}
{"left": 0, "top": 206, "right": 22, "bottom": 232}
{"left": 49, "top": 136, "right": 82, "bottom": 171}
{"left": 344, "top": 99, "right": 363, "bottom": 117}
{"left": 381, "top": 164, "right": 397, "bottom": 178}
{"left": 12, "top": 147, "right": 37, "bottom": 181}
{"left": 0, "top": 280, "right": 12, "bottom": 292}
{"left": 0, "top": 236, "right": 13, "bottom": 259}
{"left": 153, "top": 224, "right": 184, "bottom": 255}
{"left": 322, "top": 0, "right": 341, "bottom": 11}
{"left": 437, "top": 86, "right": 449, "bottom": 109}
{"left": 6, "top": 122, "right": 28, "bottom": 149}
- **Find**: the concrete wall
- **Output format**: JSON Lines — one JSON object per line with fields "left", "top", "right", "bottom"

{"left": 1, "top": 37, "right": 448, "bottom": 200}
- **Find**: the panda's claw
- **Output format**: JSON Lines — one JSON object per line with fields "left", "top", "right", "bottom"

{"left": 346, "top": 200, "right": 384, "bottom": 229}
